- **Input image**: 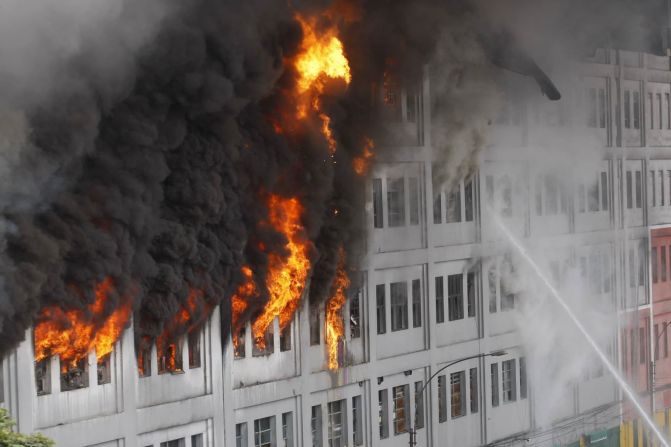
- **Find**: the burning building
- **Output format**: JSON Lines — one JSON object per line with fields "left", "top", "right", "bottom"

{"left": 0, "top": 0, "right": 670, "bottom": 446}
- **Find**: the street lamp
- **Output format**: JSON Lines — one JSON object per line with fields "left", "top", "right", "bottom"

{"left": 408, "top": 350, "right": 508, "bottom": 446}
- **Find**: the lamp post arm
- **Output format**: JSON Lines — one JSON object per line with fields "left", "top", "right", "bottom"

{"left": 416, "top": 353, "right": 488, "bottom": 399}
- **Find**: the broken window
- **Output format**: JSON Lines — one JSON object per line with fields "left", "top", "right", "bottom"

{"left": 310, "top": 304, "right": 321, "bottom": 346}
{"left": 252, "top": 325, "right": 274, "bottom": 357}
{"left": 234, "top": 327, "right": 246, "bottom": 359}
{"left": 137, "top": 343, "right": 152, "bottom": 377}
{"left": 349, "top": 287, "right": 361, "bottom": 339}
{"left": 158, "top": 339, "right": 184, "bottom": 374}
{"left": 372, "top": 178, "right": 383, "bottom": 228}
{"left": 465, "top": 178, "right": 474, "bottom": 222}
{"left": 97, "top": 354, "right": 111, "bottom": 385}
{"left": 280, "top": 325, "right": 291, "bottom": 352}
{"left": 188, "top": 330, "right": 201, "bottom": 369}
{"left": 35, "top": 359, "right": 51, "bottom": 395}
{"left": 60, "top": 357, "right": 89, "bottom": 391}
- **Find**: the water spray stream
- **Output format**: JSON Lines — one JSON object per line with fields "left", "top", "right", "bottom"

{"left": 488, "top": 207, "right": 669, "bottom": 447}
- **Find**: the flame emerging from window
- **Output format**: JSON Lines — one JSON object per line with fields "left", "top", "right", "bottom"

{"left": 231, "top": 266, "right": 255, "bottom": 349}
{"left": 156, "top": 288, "right": 209, "bottom": 373}
{"left": 293, "top": 13, "right": 351, "bottom": 154}
{"left": 325, "top": 247, "right": 349, "bottom": 370}
{"left": 352, "top": 137, "right": 375, "bottom": 175}
{"left": 34, "top": 277, "right": 131, "bottom": 372}
{"left": 252, "top": 195, "right": 311, "bottom": 349}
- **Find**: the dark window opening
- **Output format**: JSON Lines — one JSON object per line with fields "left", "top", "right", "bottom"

{"left": 60, "top": 357, "right": 89, "bottom": 391}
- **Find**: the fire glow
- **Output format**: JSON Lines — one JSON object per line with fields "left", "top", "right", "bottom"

{"left": 252, "top": 195, "right": 311, "bottom": 349}
{"left": 231, "top": 266, "right": 255, "bottom": 349}
{"left": 34, "top": 277, "right": 131, "bottom": 372}
{"left": 325, "top": 247, "right": 349, "bottom": 370}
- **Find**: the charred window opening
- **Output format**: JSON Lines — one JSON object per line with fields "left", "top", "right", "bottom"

{"left": 234, "top": 326, "right": 246, "bottom": 359}
{"left": 137, "top": 344, "right": 152, "bottom": 377}
{"left": 280, "top": 325, "right": 291, "bottom": 352}
{"left": 252, "top": 325, "right": 274, "bottom": 357}
{"left": 158, "top": 339, "right": 184, "bottom": 374}
{"left": 349, "top": 287, "right": 361, "bottom": 339}
{"left": 188, "top": 330, "right": 201, "bottom": 369}
{"left": 35, "top": 359, "right": 51, "bottom": 395}
{"left": 60, "top": 357, "right": 89, "bottom": 391}
{"left": 97, "top": 354, "right": 111, "bottom": 385}
{"left": 310, "top": 305, "right": 321, "bottom": 346}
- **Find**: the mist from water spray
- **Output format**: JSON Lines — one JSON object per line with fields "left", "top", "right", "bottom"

{"left": 488, "top": 207, "right": 669, "bottom": 447}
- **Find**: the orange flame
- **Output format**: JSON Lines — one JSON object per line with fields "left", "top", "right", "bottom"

{"left": 156, "top": 288, "right": 209, "bottom": 372}
{"left": 292, "top": 13, "right": 350, "bottom": 153}
{"left": 34, "top": 277, "right": 131, "bottom": 372}
{"left": 231, "top": 266, "right": 255, "bottom": 348}
{"left": 352, "top": 137, "right": 375, "bottom": 175}
{"left": 325, "top": 247, "right": 349, "bottom": 370}
{"left": 252, "top": 195, "right": 311, "bottom": 349}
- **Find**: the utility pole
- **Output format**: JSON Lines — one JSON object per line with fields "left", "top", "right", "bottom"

{"left": 409, "top": 350, "right": 507, "bottom": 446}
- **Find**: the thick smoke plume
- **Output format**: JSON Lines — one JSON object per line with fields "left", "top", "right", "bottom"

{"left": 0, "top": 0, "right": 666, "bottom": 363}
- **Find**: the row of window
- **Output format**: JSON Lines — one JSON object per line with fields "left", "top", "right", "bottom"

{"left": 144, "top": 434, "right": 203, "bottom": 447}
{"left": 649, "top": 169, "right": 671, "bottom": 208}
{"left": 651, "top": 244, "right": 671, "bottom": 284}
{"left": 34, "top": 331, "right": 202, "bottom": 395}
{"left": 379, "top": 382, "right": 424, "bottom": 438}
{"left": 588, "top": 87, "right": 671, "bottom": 131}
{"left": 233, "top": 324, "right": 292, "bottom": 359}
{"left": 623, "top": 323, "right": 671, "bottom": 371}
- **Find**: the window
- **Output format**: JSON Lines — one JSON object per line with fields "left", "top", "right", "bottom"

{"left": 234, "top": 327, "right": 246, "bottom": 359}
{"left": 350, "top": 288, "right": 361, "bottom": 339}
{"left": 450, "top": 371, "right": 466, "bottom": 418}
{"left": 656, "top": 324, "right": 660, "bottom": 361}
{"left": 387, "top": 177, "right": 405, "bottom": 227}
{"left": 652, "top": 170, "right": 657, "bottom": 207}
{"left": 414, "top": 381, "right": 425, "bottom": 429}
{"left": 602, "top": 253, "right": 611, "bottom": 293}
{"left": 500, "top": 176, "right": 512, "bottom": 217}
{"left": 254, "top": 416, "right": 274, "bottom": 447}
{"left": 634, "top": 91, "right": 641, "bottom": 129}
{"left": 312, "top": 405, "right": 323, "bottom": 447}
{"left": 280, "top": 325, "right": 291, "bottom": 352}
{"left": 412, "top": 279, "right": 421, "bottom": 328}
{"left": 500, "top": 256, "right": 515, "bottom": 311}
{"left": 327, "top": 400, "right": 346, "bottom": 447}
{"left": 447, "top": 274, "right": 464, "bottom": 321}
{"left": 378, "top": 389, "right": 389, "bottom": 439}
{"left": 502, "top": 360, "right": 516, "bottom": 403}
{"left": 636, "top": 171, "right": 642, "bottom": 208}
{"left": 282, "top": 412, "right": 294, "bottom": 447}
{"left": 390, "top": 282, "right": 408, "bottom": 331}
{"left": 465, "top": 179, "right": 474, "bottom": 222}
{"left": 491, "top": 363, "right": 499, "bottom": 407}
{"left": 667, "top": 93, "right": 670, "bottom": 129}
{"left": 587, "top": 88, "right": 597, "bottom": 127}
{"left": 653, "top": 246, "right": 658, "bottom": 283}
{"left": 433, "top": 168, "right": 442, "bottom": 224}
{"left": 446, "top": 187, "right": 461, "bottom": 223}
{"left": 639, "top": 242, "right": 646, "bottom": 288}
{"left": 191, "top": 434, "right": 203, "bottom": 447}
{"left": 310, "top": 305, "right": 321, "bottom": 346}
{"left": 236, "top": 423, "right": 248, "bottom": 447}
{"left": 35, "top": 359, "right": 51, "bottom": 395}
{"left": 470, "top": 368, "right": 478, "bottom": 413}
{"left": 158, "top": 339, "right": 183, "bottom": 373}
{"left": 467, "top": 271, "right": 476, "bottom": 318}
{"left": 662, "top": 246, "right": 667, "bottom": 282}
{"left": 660, "top": 93, "right": 664, "bottom": 129}
{"left": 60, "top": 357, "right": 89, "bottom": 391}
{"left": 160, "top": 439, "right": 185, "bottom": 447}
{"left": 629, "top": 248, "right": 636, "bottom": 288}
{"left": 435, "top": 276, "right": 445, "bottom": 323}
{"left": 627, "top": 171, "right": 633, "bottom": 209}
{"left": 578, "top": 184, "right": 586, "bottom": 213}
{"left": 625, "top": 90, "right": 631, "bottom": 128}
{"left": 373, "top": 179, "right": 383, "bottom": 228}
{"left": 650, "top": 92, "right": 655, "bottom": 129}
{"left": 376, "top": 284, "right": 386, "bottom": 334}
{"left": 352, "top": 395, "right": 363, "bottom": 445}
{"left": 520, "top": 357, "right": 528, "bottom": 399}
{"left": 97, "top": 354, "right": 111, "bottom": 385}
{"left": 393, "top": 385, "right": 410, "bottom": 434}
{"left": 535, "top": 175, "right": 543, "bottom": 215}
{"left": 252, "top": 325, "right": 274, "bottom": 357}
{"left": 409, "top": 177, "right": 419, "bottom": 226}
{"left": 640, "top": 327, "right": 647, "bottom": 364}
{"left": 485, "top": 175, "right": 494, "bottom": 205}
{"left": 662, "top": 170, "right": 666, "bottom": 207}
{"left": 488, "top": 265, "right": 497, "bottom": 313}
{"left": 600, "top": 172, "right": 608, "bottom": 211}
{"left": 188, "top": 330, "right": 201, "bottom": 368}
{"left": 599, "top": 88, "right": 606, "bottom": 128}
{"left": 438, "top": 375, "right": 447, "bottom": 422}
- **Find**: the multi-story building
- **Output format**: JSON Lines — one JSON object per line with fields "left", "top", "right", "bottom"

{"left": 4, "top": 47, "right": 671, "bottom": 447}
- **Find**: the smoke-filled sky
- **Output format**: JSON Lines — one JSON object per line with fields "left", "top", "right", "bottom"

{"left": 0, "top": 0, "right": 665, "bottom": 362}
